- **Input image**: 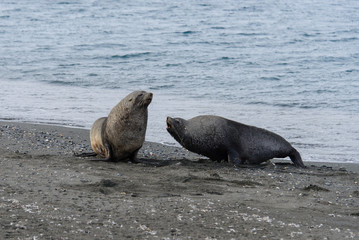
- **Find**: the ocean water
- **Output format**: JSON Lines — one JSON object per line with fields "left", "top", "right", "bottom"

{"left": 1, "top": 0, "right": 358, "bottom": 163}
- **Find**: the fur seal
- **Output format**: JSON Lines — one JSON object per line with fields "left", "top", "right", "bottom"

{"left": 166, "top": 115, "right": 305, "bottom": 167}
{"left": 90, "top": 91, "right": 153, "bottom": 162}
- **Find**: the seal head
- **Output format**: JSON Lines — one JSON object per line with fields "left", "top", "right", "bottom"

{"left": 166, "top": 117, "right": 187, "bottom": 145}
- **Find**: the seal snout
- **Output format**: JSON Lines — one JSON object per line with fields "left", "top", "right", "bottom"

{"left": 166, "top": 117, "right": 172, "bottom": 130}
{"left": 143, "top": 92, "right": 153, "bottom": 106}
{"left": 147, "top": 92, "right": 153, "bottom": 100}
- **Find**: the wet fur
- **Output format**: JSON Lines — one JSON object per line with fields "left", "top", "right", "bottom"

{"left": 166, "top": 115, "right": 305, "bottom": 168}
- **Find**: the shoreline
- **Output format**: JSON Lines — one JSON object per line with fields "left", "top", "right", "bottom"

{"left": 1, "top": 120, "right": 358, "bottom": 239}
{"left": 1, "top": 120, "right": 358, "bottom": 171}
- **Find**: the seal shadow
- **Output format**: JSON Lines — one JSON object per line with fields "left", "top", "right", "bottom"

{"left": 74, "top": 152, "right": 276, "bottom": 170}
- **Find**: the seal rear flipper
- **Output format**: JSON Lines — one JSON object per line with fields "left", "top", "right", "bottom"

{"left": 289, "top": 148, "right": 305, "bottom": 168}
{"left": 74, "top": 151, "right": 112, "bottom": 162}
{"left": 103, "top": 142, "right": 115, "bottom": 161}
{"left": 74, "top": 152, "right": 98, "bottom": 157}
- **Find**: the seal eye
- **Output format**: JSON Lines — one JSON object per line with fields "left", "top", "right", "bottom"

{"left": 128, "top": 98, "right": 133, "bottom": 102}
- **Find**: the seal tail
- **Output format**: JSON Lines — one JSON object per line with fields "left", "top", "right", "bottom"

{"left": 289, "top": 148, "right": 305, "bottom": 168}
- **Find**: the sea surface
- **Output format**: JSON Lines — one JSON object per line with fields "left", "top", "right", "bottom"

{"left": 1, "top": 0, "right": 358, "bottom": 163}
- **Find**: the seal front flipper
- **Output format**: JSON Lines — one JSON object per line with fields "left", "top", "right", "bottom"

{"left": 228, "top": 149, "right": 243, "bottom": 166}
{"left": 127, "top": 147, "right": 141, "bottom": 163}
{"left": 289, "top": 148, "right": 305, "bottom": 168}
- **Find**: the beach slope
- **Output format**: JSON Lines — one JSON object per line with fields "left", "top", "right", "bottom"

{"left": 0, "top": 121, "right": 358, "bottom": 239}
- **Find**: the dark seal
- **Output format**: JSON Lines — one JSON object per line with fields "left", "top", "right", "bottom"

{"left": 90, "top": 91, "right": 153, "bottom": 162}
{"left": 166, "top": 115, "right": 305, "bottom": 167}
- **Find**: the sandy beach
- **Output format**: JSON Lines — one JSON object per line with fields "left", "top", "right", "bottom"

{"left": 0, "top": 121, "right": 358, "bottom": 239}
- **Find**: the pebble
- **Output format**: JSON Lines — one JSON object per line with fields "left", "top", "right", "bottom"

{"left": 0, "top": 123, "right": 93, "bottom": 156}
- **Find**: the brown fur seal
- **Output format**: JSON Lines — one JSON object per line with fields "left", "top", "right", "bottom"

{"left": 166, "top": 115, "right": 305, "bottom": 167}
{"left": 90, "top": 91, "right": 153, "bottom": 162}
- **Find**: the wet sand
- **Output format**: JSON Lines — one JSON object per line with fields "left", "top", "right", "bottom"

{"left": 0, "top": 121, "right": 358, "bottom": 239}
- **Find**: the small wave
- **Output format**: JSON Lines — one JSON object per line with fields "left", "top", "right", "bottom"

{"left": 59, "top": 63, "right": 81, "bottom": 68}
{"left": 181, "top": 31, "right": 197, "bottom": 35}
{"left": 165, "top": 63, "right": 182, "bottom": 67}
{"left": 87, "top": 73, "right": 98, "bottom": 77}
{"left": 91, "top": 52, "right": 152, "bottom": 60}
{"left": 315, "top": 89, "right": 336, "bottom": 94}
{"left": 330, "top": 37, "right": 358, "bottom": 43}
{"left": 248, "top": 101, "right": 268, "bottom": 106}
{"left": 260, "top": 77, "right": 280, "bottom": 81}
{"left": 302, "top": 33, "right": 320, "bottom": 38}
{"left": 220, "top": 57, "right": 235, "bottom": 60}
{"left": 211, "top": 26, "right": 225, "bottom": 30}
{"left": 149, "top": 84, "right": 175, "bottom": 90}
{"left": 274, "top": 103, "right": 317, "bottom": 109}
{"left": 248, "top": 101, "right": 319, "bottom": 110}
{"left": 345, "top": 69, "right": 359, "bottom": 73}
{"left": 319, "top": 56, "right": 347, "bottom": 63}
{"left": 46, "top": 80, "right": 78, "bottom": 86}
{"left": 110, "top": 52, "right": 151, "bottom": 59}
{"left": 286, "top": 39, "right": 304, "bottom": 44}
{"left": 299, "top": 89, "right": 336, "bottom": 94}
{"left": 73, "top": 43, "right": 126, "bottom": 50}
{"left": 235, "top": 6, "right": 263, "bottom": 12}
{"left": 52, "top": 73, "right": 75, "bottom": 76}
{"left": 245, "top": 61, "right": 259, "bottom": 66}
{"left": 0, "top": 117, "right": 18, "bottom": 121}
{"left": 237, "top": 32, "right": 264, "bottom": 36}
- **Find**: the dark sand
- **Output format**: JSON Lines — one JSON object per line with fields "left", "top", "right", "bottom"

{"left": 0, "top": 121, "right": 358, "bottom": 239}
